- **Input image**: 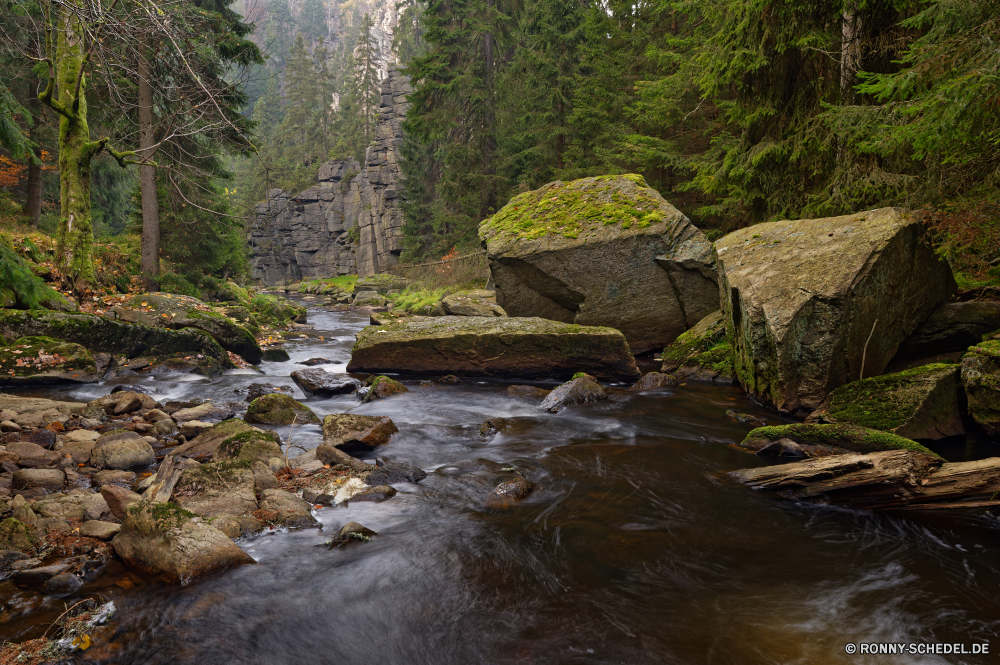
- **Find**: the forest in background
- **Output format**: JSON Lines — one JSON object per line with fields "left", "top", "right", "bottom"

{"left": 0, "top": 0, "right": 998, "bottom": 295}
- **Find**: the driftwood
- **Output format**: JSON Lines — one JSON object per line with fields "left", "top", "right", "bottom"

{"left": 142, "top": 454, "right": 185, "bottom": 503}
{"left": 730, "top": 450, "right": 1000, "bottom": 511}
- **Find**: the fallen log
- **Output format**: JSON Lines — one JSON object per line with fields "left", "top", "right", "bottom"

{"left": 730, "top": 450, "right": 1000, "bottom": 511}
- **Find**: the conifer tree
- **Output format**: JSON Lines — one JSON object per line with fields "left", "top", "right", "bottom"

{"left": 352, "top": 13, "right": 381, "bottom": 146}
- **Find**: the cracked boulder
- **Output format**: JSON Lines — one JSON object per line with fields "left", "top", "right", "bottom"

{"left": 479, "top": 175, "right": 718, "bottom": 353}
{"left": 716, "top": 208, "right": 955, "bottom": 414}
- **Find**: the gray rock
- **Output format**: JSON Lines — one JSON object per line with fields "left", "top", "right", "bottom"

{"left": 479, "top": 175, "right": 718, "bottom": 353}
{"left": 80, "top": 520, "right": 122, "bottom": 540}
{"left": 100, "top": 485, "right": 143, "bottom": 520}
{"left": 259, "top": 489, "right": 319, "bottom": 529}
{"left": 42, "top": 572, "right": 83, "bottom": 595}
{"left": 91, "top": 431, "right": 155, "bottom": 470}
{"left": 441, "top": 290, "right": 507, "bottom": 317}
{"left": 290, "top": 368, "right": 360, "bottom": 397}
{"left": 170, "top": 462, "right": 257, "bottom": 519}
{"left": 895, "top": 301, "right": 1000, "bottom": 360}
{"left": 332, "top": 521, "right": 377, "bottom": 545}
{"left": 171, "top": 402, "right": 233, "bottom": 424}
{"left": 350, "top": 485, "right": 397, "bottom": 502}
{"left": 715, "top": 208, "right": 955, "bottom": 414}
{"left": 93, "top": 470, "right": 137, "bottom": 487}
{"left": 12, "top": 468, "right": 64, "bottom": 491}
{"left": 540, "top": 374, "right": 608, "bottom": 413}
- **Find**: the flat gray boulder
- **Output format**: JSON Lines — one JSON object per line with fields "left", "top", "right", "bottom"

{"left": 715, "top": 208, "right": 955, "bottom": 414}
{"left": 347, "top": 316, "right": 640, "bottom": 382}
{"left": 479, "top": 175, "right": 718, "bottom": 353}
{"left": 91, "top": 431, "right": 155, "bottom": 470}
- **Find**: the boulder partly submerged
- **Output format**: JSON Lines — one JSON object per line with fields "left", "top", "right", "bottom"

{"left": 961, "top": 337, "right": 1000, "bottom": 436}
{"left": 739, "top": 423, "right": 938, "bottom": 458}
{"left": 347, "top": 316, "right": 640, "bottom": 382}
{"left": 810, "top": 363, "right": 964, "bottom": 441}
{"left": 479, "top": 175, "right": 718, "bottom": 353}
{"left": 0, "top": 309, "right": 234, "bottom": 372}
{"left": 659, "top": 311, "right": 734, "bottom": 384}
{"left": 716, "top": 208, "right": 955, "bottom": 415}
{"left": 111, "top": 501, "right": 255, "bottom": 585}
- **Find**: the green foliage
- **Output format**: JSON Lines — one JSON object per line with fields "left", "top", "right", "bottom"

{"left": 0, "top": 236, "right": 62, "bottom": 310}
{"left": 90, "top": 155, "right": 136, "bottom": 237}
{"left": 0, "top": 83, "right": 32, "bottom": 159}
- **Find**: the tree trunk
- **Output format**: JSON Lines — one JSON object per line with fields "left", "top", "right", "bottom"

{"left": 138, "top": 45, "right": 161, "bottom": 291}
{"left": 23, "top": 96, "right": 43, "bottom": 226}
{"left": 731, "top": 450, "right": 1000, "bottom": 511}
{"left": 54, "top": 5, "right": 96, "bottom": 290}
{"left": 840, "top": 5, "right": 861, "bottom": 105}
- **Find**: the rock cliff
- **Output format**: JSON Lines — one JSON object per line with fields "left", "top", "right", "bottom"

{"left": 249, "top": 68, "right": 411, "bottom": 285}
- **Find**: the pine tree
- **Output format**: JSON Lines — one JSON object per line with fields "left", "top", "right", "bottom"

{"left": 352, "top": 13, "right": 382, "bottom": 146}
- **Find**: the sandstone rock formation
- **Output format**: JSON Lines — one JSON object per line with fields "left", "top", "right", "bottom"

{"left": 715, "top": 208, "right": 955, "bottom": 415}
{"left": 479, "top": 175, "right": 718, "bottom": 353}
{"left": 250, "top": 69, "right": 412, "bottom": 283}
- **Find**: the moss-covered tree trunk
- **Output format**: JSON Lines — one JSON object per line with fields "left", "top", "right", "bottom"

{"left": 54, "top": 6, "right": 96, "bottom": 289}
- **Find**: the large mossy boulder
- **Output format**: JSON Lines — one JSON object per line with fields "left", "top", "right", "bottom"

{"left": 961, "top": 337, "right": 1000, "bottom": 436}
{"left": 107, "top": 293, "right": 262, "bottom": 364}
{"left": 347, "top": 316, "right": 640, "bottom": 382}
{"left": 245, "top": 393, "right": 319, "bottom": 425}
{"left": 715, "top": 208, "right": 955, "bottom": 415}
{"left": 478, "top": 175, "right": 718, "bottom": 353}
{"left": 0, "top": 336, "right": 98, "bottom": 386}
{"left": 110, "top": 501, "right": 255, "bottom": 585}
{"left": 0, "top": 309, "right": 233, "bottom": 370}
{"left": 250, "top": 294, "right": 307, "bottom": 326}
{"left": 171, "top": 419, "right": 260, "bottom": 460}
{"left": 895, "top": 301, "right": 1000, "bottom": 360}
{"left": 659, "top": 311, "right": 734, "bottom": 383}
{"left": 213, "top": 429, "right": 283, "bottom": 465}
{"left": 740, "top": 423, "right": 939, "bottom": 457}
{"left": 811, "top": 363, "right": 964, "bottom": 440}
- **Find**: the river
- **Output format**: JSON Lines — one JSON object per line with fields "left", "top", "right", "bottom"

{"left": 2, "top": 304, "right": 999, "bottom": 664}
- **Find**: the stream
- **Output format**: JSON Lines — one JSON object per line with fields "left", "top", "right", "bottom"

{"left": 2, "top": 303, "right": 1000, "bottom": 664}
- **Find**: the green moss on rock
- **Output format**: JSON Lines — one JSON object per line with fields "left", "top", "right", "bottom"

{"left": 245, "top": 393, "right": 319, "bottom": 425}
{"left": 480, "top": 175, "right": 664, "bottom": 241}
{"left": 741, "top": 423, "right": 939, "bottom": 457}
{"left": 0, "top": 335, "right": 97, "bottom": 385}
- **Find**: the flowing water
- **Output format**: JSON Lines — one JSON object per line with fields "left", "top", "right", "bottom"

{"left": 3, "top": 304, "right": 1000, "bottom": 664}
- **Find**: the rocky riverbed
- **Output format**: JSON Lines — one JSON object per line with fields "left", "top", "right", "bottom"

{"left": 0, "top": 302, "right": 998, "bottom": 664}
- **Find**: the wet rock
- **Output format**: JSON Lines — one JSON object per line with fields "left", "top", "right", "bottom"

{"left": 41, "top": 571, "right": 83, "bottom": 595}
{"left": 261, "top": 348, "right": 291, "bottom": 362}
{"left": 725, "top": 410, "right": 767, "bottom": 428}
{"left": 349, "top": 485, "right": 397, "bottom": 502}
{"left": 810, "top": 363, "right": 964, "bottom": 440}
{"left": 360, "top": 375, "right": 408, "bottom": 403}
{"left": 111, "top": 501, "right": 255, "bottom": 584}
{"left": 507, "top": 385, "right": 551, "bottom": 400}
{"left": 895, "top": 301, "right": 1000, "bottom": 360}
{"left": 321, "top": 414, "right": 398, "bottom": 450}
{"left": 756, "top": 438, "right": 810, "bottom": 458}
{"left": 243, "top": 382, "right": 292, "bottom": 402}
{"left": 715, "top": 208, "right": 955, "bottom": 414}
{"left": 540, "top": 374, "right": 608, "bottom": 413}
{"left": 0, "top": 335, "right": 99, "bottom": 386}
{"left": 100, "top": 485, "right": 143, "bottom": 520}
{"left": 348, "top": 316, "right": 641, "bottom": 382}
{"left": 436, "top": 375, "right": 463, "bottom": 384}
{"left": 479, "top": 175, "right": 718, "bottom": 353}
{"left": 660, "top": 311, "right": 734, "bottom": 383}
{"left": 630, "top": 372, "right": 677, "bottom": 391}
{"left": 245, "top": 394, "right": 319, "bottom": 426}
{"left": 291, "top": 368, "right": 360, "bottom": 396}
{"left": 89, "top": 391, "right": 158, "bottom": 416}
{"left": 441, "top": 290, "right": 507, "bottom": 317}
{"left": 258, "top": 489, "right": 319, "bottom": 529}
{"left": 961, "top": 338, "right": 1000, "bottom": 436}
{"left": 364, "top": 457, "right": 426, "bottom": 485}
{"left": 332, "top": 521, "right": 377, "bottom": 545}
{"left": 20, "top": 429, "right": 57, "bottom": 447}
{"left": 0, "top": 550, "right": 29, "bottom": 571}
{"left": 298, "top": 358, "right": 335, "bottom": 366}
{"left": 170, "top": 461, "right": 257, "bottom": 518}
{"left": 739, "top": 423, "right": 939, "bottom": 457}
{"left": 495, "top": 477, "right": 533, "bottom": 499}
{"left": 213, "top": 429, "right": 283, "bottom": 466}
{"left": 90, "top": 431, "right": 155, "bottom": 470}
{"left": 92, "top": 470, "right": 136, "bottom": 488}
{"left": 0, "top": 518, "right": 35, "bottom": 550}
{"left": 12, "top": 468, "right": 64, "bottom": 492}
{"left": 172, "top": 402, "right": 234, "bottom": 424}
{"left": 12, "top": 561, "right": 73, "bottom": 588}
